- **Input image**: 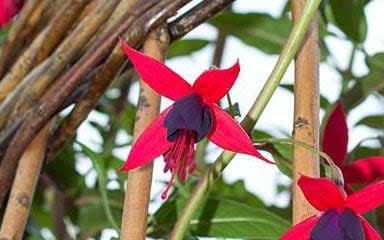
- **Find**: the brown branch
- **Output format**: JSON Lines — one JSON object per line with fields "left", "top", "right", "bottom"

{"left": 42, "top": 0, "right": 189, "bottom": 162}
{"left": 0, "top": 0, "right": 120, "bottom": 207}
{"left": 0, "top": 0, "right": 48, "bottom": 77}
{"left": 291, "top": 0, "right": 320, "bottom": 223}
{"left": 46, "top": 0, "right": 235, "bottom": 165}
{"left": 0, "top": 0, "right": 119, "bottom": 131}
{"left": 0, "top": 0, "right": 235, "bottom": 210}
{"left": 121, "top": 25, "right": 169, "bottom": 240}
{"left": 168, "top": 0, "right": 233, "bottom": 41}
{"left": 0, "top": 0, "right": 89, "bottom": 103}
{"left": 0, "top": 0, "right": 158, "bottom": 157}
{"left": 0, "top": 122, "right": 52, "bottom": 240}
{"left": 0, "top": 0, "right": 189, "bottom": 209}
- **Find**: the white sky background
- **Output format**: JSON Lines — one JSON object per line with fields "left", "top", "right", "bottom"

{"left": 72, "top": 0, "right": 384, "bottom": 239}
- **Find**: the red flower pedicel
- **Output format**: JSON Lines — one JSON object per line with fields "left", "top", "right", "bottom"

{"left": 120, "top": 40, "right": 272, "bottom": 199}
{"left": 322, "top": 102, "right": 384, "bottom": 190}
{"left": 280, "top": 175, "right": 384, "bottom": 240}
{"left": 0, "top": 0, "right": 24, "bottom": 27}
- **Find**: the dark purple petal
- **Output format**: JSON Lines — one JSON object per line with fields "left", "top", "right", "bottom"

{"left": 164, "top": 93, "right": 212, "bottom": 142}
{"left": 340, "top": 209, "right": 364, "bottom": 240}
{"left": 310, "top": 209, "right": 343, "bottom": 240}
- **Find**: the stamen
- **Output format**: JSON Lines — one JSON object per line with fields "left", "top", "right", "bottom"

{"left": 161, "top": 130, "right": 197, "bottom": 199}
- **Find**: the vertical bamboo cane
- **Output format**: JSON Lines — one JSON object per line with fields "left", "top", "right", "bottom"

{"left": 291, "top": 0, "right": 320, "bottom": 223}
{"left": 120, "top": 26, "right": 170, "bottom": 240}
{"left": 0, "top": 123, "right": 52, "bottom": 240}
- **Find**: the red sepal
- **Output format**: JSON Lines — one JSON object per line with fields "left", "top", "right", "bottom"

{"left": 279, "top": 215, "right": 319, "bottom": 240}
{"left": 321, "top": 102, "right": 348, "bottom": 167}
{"left": 192, "top": 60, "right": 240, "bottom": 103}
{"left": 298, "top": 175, "right": 345, "bottom": 211}
{"left": 360, "top": 217, "right": 382, "bottom": 240}
{"left": 346, "top": 181, "right": 384, "bottom": 214}
{"left": 207, "top": 104, "right": 272, "bottom": 163}
{"left": 120, "top": 108, "right": 172, "bottom": 171}
{"left": 120, "top": 39, "right": 192, "bottom": 101}
{"left": 343, "top": 157, "right": 384, "bottom": 184}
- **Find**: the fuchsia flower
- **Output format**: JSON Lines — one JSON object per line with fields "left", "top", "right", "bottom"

{"left": 281, "top": 175, "right": 384, "bottom": 240}
{"left": 119, "top": 40, "right": 272, "bottom": 199}
{"left": 0, "top": 0, "right": 24, "bottom": 27}
{"left": 322, "top": 102, "right": 384, "bottom": 190}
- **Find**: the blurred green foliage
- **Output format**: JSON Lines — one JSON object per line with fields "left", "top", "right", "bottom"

{"left": 17, "top": 0, "right": 384, "bottom": 239}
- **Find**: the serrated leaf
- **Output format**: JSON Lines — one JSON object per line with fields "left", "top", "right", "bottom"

{"left": 168, "top": 39, "right": 211, "bottom": 58}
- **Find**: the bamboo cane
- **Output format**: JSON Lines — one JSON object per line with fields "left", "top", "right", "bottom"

{"left": 120, "top": 26, "right": 169, "bottom": 240}
{"left": 291, "top": 0, "right": 320, "bottom": 223}
{"left": 0, "top": 122, "right": 52, "bottom": 240}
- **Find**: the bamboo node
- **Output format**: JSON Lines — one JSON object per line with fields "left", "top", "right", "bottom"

{"left": 294, "top": 117, "right": 308, "bottom": 128}
{"left": 16, "top": 192, "right": 30, "bottom": 208}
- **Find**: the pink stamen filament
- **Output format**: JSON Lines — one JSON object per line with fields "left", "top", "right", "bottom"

{"left": 161, "top": 130, "right": 196, "bottom": 199}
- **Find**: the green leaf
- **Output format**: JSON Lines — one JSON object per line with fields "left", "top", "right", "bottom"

{"left": 150, "top": 197, "right": 290, "bottom": 239}
{"left": 329, "top": 0, "right": 367, "bottom": 42}
{"left": 77, "top": 190, "right": 123, "bottom": 238}
{"left": 151, "top": 198, "right": 290, "bottom": 239}
{"left": 77, "top": 142, "right": 120, "bottom": 232}
{"left": 272, "top": 143, "right": 293, "bottom": 178}
{"left": 342, "top": 53, "right": 384, "bottom": 111}
{"left": 348, "top": 146, "right": 384, "bottom": 160}
{"left": 253, "top": 131, "right": 293, "bottom": 178}
{"left": 189, "top": 199, "right": 290, "bottom": 238}
{"left": 210, "top": 177, "right": 265, "bottom": 208}
{"left": 168, "top": 39, "right": 211, "bottom": 58}
{"left": 224, "top": 102, "right": 241, "bottom": 117}
{"left": 356, "top": 114, "right": 384, "bottom": 129}
{"left": 210, "top": 12, "right": 291, "bottom": 54}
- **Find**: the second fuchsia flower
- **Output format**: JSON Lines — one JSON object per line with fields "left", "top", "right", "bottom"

{"left": 322, "top": 102, "right": 384, "bottom": 190}
{"left": 120, "top": 40, "right": 272, "bottom": 199}
{"left": 281, "top": 175, "right": 384, "bottom": 240}
{"left": 0, "top": 0, "right": 24, "bottom": 27}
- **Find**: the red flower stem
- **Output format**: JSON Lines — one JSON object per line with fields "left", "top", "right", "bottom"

{"left": 120, "top": 26, "right": 170, "bottom": 240}
{"left": 291, "top": 0, "right": 320, "bottom": 224}
{"left": 170, "top": 0, "right": 322, "bottom": 238}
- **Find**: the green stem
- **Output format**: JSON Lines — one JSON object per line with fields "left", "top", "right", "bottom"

{"left": 255, "top": 137, "right": 344, "bottom": 185}
{"left": 255, "top": 138, "right": 332, "bottom": 166}
{"left": 225, "top": 93, "right": 235, "bottom": 117}
{"left": 169, "top": 0, "right": 322, "bottom": 239}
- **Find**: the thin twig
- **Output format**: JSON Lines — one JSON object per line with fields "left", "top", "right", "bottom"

{"left": 291, "top": 0, "right": 320, "bottom": 224}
